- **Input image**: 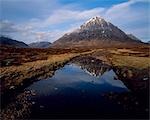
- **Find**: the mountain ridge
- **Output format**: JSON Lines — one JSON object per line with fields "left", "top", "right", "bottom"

{"left": 29, "top": 41, "right": 51, "bottom": 48}
{"left": 52, "top": 16, "right": 144, "bottom": 48}
{"left": 0, "top": 36, "right": 29, "bottom": 48}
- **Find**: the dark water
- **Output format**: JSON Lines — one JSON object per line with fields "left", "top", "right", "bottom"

{"left": 26, "top": 63, "right": 130, "bottom": 119}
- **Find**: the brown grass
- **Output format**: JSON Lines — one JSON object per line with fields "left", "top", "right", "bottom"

{"left": 0, "top": 46, "right": 149, "bottom": 92}
{"left": 0, "top": 48, "right": 94, "bottom": 93}
{"left": 87, "top": 47, "right": 150, "bottom": 69}
{"left": 0, "top": 53, "right": 76, "bottom": 91}
{"left": 110, "top": 55, "right": 150, "bottom": 69}
{"left": 0, "top": 46, "right": 90, "bottom": 67}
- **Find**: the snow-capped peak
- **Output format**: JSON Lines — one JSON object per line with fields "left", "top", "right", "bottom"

{"left": 80, "top": 16, "right": 110, "bottom": 30}
{"left": 85, "top": 16, "right": 105, "bottom": 24}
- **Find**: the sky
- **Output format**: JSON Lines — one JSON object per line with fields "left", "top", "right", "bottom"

{"left": 0, "top": 0, "right": 149, "bottom": 43}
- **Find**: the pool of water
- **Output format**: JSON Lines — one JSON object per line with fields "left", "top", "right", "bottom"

{"left": 26, "top": 63, "right": 129, "bottom": 119}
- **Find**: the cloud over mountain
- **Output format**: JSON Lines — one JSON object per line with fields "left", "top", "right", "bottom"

{"left": 0, "top": 0, "right": 149, "bottom": 43}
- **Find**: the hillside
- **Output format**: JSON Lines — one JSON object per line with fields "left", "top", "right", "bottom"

{"left": 127, "top": 34, "right": 141, "bottom": 41}
{"left": 0, "top": 36, "right": 29, "bottom": 48}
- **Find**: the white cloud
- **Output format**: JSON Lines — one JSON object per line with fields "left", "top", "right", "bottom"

{"left": 0, "top": 0, "right": 149, "bottom": 43}
{"left": 0, "top": 20, "right": 18, "bottom": 33}
{"left": 30, "top": 7, "right": 105, "bottom": 27}
{"left": 104, "top": 0, "right": 148, "bottom": 22}
{"left": 103, "top": 0, "right": 149, "bottom": 41}
{"left": 0, "top": 7, "right": 105, "bottom": 43}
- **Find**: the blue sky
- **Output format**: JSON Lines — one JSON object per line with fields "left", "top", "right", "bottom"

{"left": 0, "top": 0, "right": 149, "bottom": 43}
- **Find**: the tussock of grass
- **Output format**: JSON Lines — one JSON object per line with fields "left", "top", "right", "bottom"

{"left": 111, "top": 55, "right": 150, "bottom": 69}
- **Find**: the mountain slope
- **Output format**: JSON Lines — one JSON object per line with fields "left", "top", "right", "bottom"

{"left": 53, "top": 16, "right": 144, "bottom": 48}
{"left": 29, "top": 41, "right": 51, "bottom": 48}
{"left": 0, "top": 36, "right": 29, "bottom": 48}
{"left": 127, "top": 34, "right": 141, "bottom": 41}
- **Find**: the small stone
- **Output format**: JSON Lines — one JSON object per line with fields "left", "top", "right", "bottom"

{"left": 124, "top": 97, "right": 128, "bottom": 101}
{"left": 145, "top": 108, "right": 149, "bottom": 112}
{"left": 114, "top": 76, "right": 118, "bottom": 80}
{"left": 40, "top": 105, "right": 44, "bottom": 108}
{"left": 32, "top": 101, "right": 35, "bottom": 104}
{"left": 123, "top": 73, "right": 126, "bottom": 77}
{"left": 91, "top": 80, "right": 94, "bottom": 83}
{"left": 135, "top": 101, "right": 139, "bottom": 105}
{"left": 117, "top": 101, "right": 121, "bottom": 104}
{"left": 10, "top": 115, "right": 14, "bottom": 119}
{"left": 9, "top": 86, "right": 15, "bottom": 89}
{"left": 54, "top": 87, "right": 58, "bottom": 90}
{"left": 25, "top": 90, "right": 31, "bottom": 94}
{"left": 31, "top": 90, "right": 36, "bottom": 96}
{"left": 91, "top": 60, "right": 94, "bottom": 62}
{"left": 31, "top": 92, "right": 36, "bottom": 96}
{"left": 143, "top": 78, "right": 148, "bottom": 81}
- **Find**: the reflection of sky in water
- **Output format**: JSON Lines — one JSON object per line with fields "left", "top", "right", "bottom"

{"left": 27, "top": 64, "right": 128, "bottom": 96}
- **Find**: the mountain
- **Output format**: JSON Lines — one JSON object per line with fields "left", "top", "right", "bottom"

{"left": 0, "top": 36, "right": 29, "bottom": 48}
{"left": 127, "top": 34, "right": 141, "bottom": 41}
{"left": 53, "top": 16, "right": 144, "bottom": 48}
{"left": 29, "top": 41, "right": 51, "bottom": 48}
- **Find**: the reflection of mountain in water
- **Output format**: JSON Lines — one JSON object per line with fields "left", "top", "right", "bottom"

{"left": 99, "top": 69, "right": 128, "bottom": 89}
{"left": 71, "top": 57, "right": 128, "bottom": 89}
{"left": 72, "top": 56, "right": 111, "bottom": 77}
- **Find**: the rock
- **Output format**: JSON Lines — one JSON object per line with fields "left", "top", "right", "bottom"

{"left": 135, "top": 101, "right": 139, "bottom": 105}
{"left": 40, "top": 105, "right": 44, "bottom": 108}
{"left": 9, "top": 86, "right": 15, "bottom": 89}
{"left": 143, "top": 78, "right": 148, "bottom": 81}
{"left": 117, "top": 101, "right": 121, "bottom": 104}
{"left": 25, "top": 90, "right": 31, "bottom": 94}
{"left": 54, "top": 87, "right": 58, "bottom": 90}
{"left": 114, "top": 76, "right": 118, "bottom": 80}
{"left": 145, "top": 108, "right": 149, "bottom": 112}
{"left": 123, "top": 73, "right": 127, "bottom": 77}
{"left": 91, "top": 60, "right": 94, "bottom": 62}
{"left": 32, "top": 101, "right": 35, "bottom": 105}
{"left": 31, "top": 90, "right": 36, "bottom": 96}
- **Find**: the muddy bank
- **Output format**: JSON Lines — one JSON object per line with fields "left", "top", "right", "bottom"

{"left": 1, "top": 90, "right": 35, "bottom": 120}
{"left": 102, "top": 91, "right": 149, "bottom": 119}
{"left": 111, "top": 66, "right": 149, "bottom": 117}
{"left": 113, "top": 66, "right": 149, "bottom": 91}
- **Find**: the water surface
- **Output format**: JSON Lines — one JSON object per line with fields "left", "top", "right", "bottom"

{"left": 26, "top": 63, "right": 129, "bottom": 118}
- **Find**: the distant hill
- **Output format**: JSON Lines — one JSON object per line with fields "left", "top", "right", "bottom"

{"left": 127, "top": 34, "right": 141, "bottom": 41}
{"left": 52, "top": 16, "right": 145, "bottom": 48}
{"left": 29, "top": 41, "right": 51, "bottom": 48}
{"left": 0, "top": 36, "right": 29, "bottom": 48}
